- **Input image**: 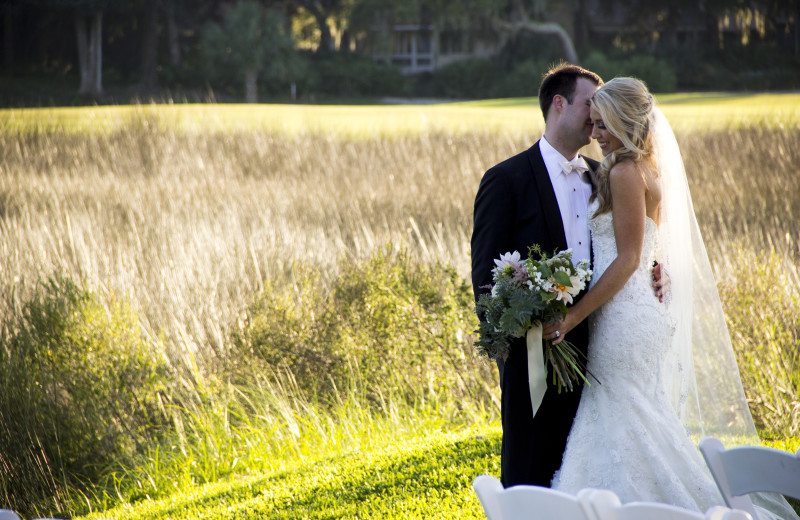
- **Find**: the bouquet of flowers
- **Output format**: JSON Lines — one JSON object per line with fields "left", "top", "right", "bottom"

{"left": 475, "top": 245, "right": 594, "bottom": 392}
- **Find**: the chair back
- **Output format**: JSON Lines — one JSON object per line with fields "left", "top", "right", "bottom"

{"left": 584, "top": 488, "right": 752, "bottom": 520}
{"left": 472, "top": 475, "right": 594, "bottom": 520}
{"left": 700, "top": 436, "right": 800, "bottom": 519}
{"left": 473, "top": 475, "right": 503, "bottom": 520}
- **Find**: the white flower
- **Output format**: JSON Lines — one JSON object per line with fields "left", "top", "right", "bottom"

{"left": 552, "top": 281, "right": 574, "bottom": 304}
{"left": 492, "top": 251, "right": 523, "bottom": 278}
{"left": 494, "top": 250, "right": 522, "bottom": 269}
{"left": 566, "top": 274, "right": 585, "bottom": 296}
{"left": 550, "top": 267, "right": 578, "bottom": 303}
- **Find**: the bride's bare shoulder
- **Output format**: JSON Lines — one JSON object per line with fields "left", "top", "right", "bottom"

{"left": 608, "top": 160, "right": 646, "bottom": 188}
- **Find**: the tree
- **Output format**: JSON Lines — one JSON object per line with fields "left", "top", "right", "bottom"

{"left": 137, "top": 0, "right": 161, "bottom": 93}
{"left": 31, "top": 0, "right": 113, "bottom": 96}
{"left": 295, "top": 0, "right": 339, "bottom": 52}
{"left": 1, "top": 3, "right": 21, "bottom": 74}
{"left": 351, "top": 0, "right": 580, "bottom": 64}
{"left": 52, "top": 0, "right": 115, "bottom": 96}
{"left": 74, "top": 10, "right": 103, "bottom": 94}
{"left": 271, "top": 0, "right": 364, "bottom": 53}
{"left": 203, "top": 1, "right": 294, "bottom": 103}
{"left": 493, "top": 0, "right": 579, "bottom": 64}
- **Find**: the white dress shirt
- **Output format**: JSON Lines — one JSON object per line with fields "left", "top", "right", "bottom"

{"left": 539, "top": 136, "right": 592, "bottom": 264}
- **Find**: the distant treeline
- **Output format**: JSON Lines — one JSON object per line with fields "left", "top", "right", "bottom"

{"left": 1, "top": 0, "right": 798, "bottom": 105}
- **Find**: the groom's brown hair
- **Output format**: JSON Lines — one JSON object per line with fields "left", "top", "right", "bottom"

{"left": 539, "top": 63, "right": 603, "bottom": 121}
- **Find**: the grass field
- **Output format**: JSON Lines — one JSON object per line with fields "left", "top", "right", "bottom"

{"left": 77, "top": 427, "right": 502, "bottom": 520}
{"left": 1, "top": 94, "right": 799, "bottom": 518}
{"left": 3, "top": 92, "right": 800, "bottom": 136}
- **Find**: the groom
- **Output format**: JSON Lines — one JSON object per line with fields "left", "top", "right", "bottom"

{"left": 471, "top": 63, "right": 603, "bottom": 488}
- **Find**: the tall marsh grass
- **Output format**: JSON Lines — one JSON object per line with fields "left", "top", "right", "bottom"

{"left": 1, "top": 102, "right": 799, "bottom": 515}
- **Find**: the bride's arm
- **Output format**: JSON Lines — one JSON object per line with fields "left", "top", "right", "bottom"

{"left": 544, "top": 160, "right": 647, "bottom": 344}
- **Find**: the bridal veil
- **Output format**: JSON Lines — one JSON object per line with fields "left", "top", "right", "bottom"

{"left": 653, "top": 106, "right": 798, "bottom": 519}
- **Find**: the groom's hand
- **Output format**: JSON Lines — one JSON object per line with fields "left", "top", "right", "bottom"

{"left": 652, "top": 261, "right": 671, "bottom": 303}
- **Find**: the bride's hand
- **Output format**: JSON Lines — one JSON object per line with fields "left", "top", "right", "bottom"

{"left": 543, "top": 312, "right": 577, "bottom": 346}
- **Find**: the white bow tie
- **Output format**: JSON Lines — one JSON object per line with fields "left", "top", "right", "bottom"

{"left": 561, "top": 157, "right": 589, "bottom": 175}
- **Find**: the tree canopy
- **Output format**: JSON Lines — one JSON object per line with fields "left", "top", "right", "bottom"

{"left": 1, "top": 0, "right": 797, "bottom": 103}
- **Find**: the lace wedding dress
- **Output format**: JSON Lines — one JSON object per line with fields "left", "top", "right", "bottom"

{"left": 550, "top": 108, "right": 797, "bottom": 519}
{"left": 551, "top": 198, "right": 728, "bottom": 511}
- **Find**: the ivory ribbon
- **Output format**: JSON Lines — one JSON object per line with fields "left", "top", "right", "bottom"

{"left": 526, "top": 324, "right": 547, "bottom": 417}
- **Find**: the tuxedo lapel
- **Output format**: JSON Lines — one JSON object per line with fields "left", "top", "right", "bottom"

{"left": 527, "top": 142, "right": 568, "bottom": 253}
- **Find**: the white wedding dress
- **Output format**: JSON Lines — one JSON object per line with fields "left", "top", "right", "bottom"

{"left": 551, "top": 199, "right": 798, "bottom": 520}
{"left": 549, "top": 108, "right": 797, "bottom": 519}
{"left": 551, "top": 198, "right": 730, "bottom": 511}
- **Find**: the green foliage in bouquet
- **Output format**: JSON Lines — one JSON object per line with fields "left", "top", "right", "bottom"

{"left": 475, "top": 281, "right": 546, "bottom": 357}
{"left": 474, "top": 246, "right": 593, "bottom": 392}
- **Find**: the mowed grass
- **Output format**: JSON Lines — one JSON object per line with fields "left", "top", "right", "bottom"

{"left": 3, "top": 92, "right": 800, "bottom": 137}
{"left": 1, "top": 95, "right": 799, "bottom": 517}
{"left": 77, "top": 430, "right": 798, "bottom": 520}
{"left": 79, "top": 427, "right": 501, "bottom": 520}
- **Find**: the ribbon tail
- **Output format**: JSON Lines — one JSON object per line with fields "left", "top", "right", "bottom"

{"left": 526, "top": 324, "right": 547, "bottom": 418}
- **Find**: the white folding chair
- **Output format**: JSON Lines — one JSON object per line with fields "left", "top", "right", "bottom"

{"left": 699, "top": 436, "right": 800, "bottom": 519}
{"left": 472, "top": 474, "right": 595, "bottom": 520}
{"left": 0, "top": 511, "right": 21, "bottom": 520}
{"left": 585, "top": 488, "right": 752, "bottom": 520}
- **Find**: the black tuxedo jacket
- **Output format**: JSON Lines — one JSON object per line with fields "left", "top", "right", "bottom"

{"left": 471, "top": 140, "right": 597, "bottom": 488}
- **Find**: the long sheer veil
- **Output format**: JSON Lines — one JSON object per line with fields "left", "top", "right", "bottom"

{"left": 653, "top": 107, "right": 755, "bottom": 441}
{"left": 653, "top": 107, "right": 798, "bottom": 519}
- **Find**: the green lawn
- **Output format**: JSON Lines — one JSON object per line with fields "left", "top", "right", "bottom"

{"left": 80, "top": 427, "right": 502, "bottom": 520}
{"left": 3, "top": 92, "right": 799, "bottom": 137}
{"left": 76, "top": 425, "right": 798, "bottom": 519}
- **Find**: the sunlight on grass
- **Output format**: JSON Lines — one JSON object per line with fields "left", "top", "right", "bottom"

{"left": 2, "top": 98, "right": 799, "bottom": 517}
{"left": 0, "top": 103, "right": 542, "bottom": 137}
{"left": 79, "top": 426, "right": 501, "bottom": 520}
{"left": 2, "top": 92, "right": 800, "bottom": 138}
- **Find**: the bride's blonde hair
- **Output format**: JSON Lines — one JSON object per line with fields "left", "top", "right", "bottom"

{"left": 590, "top": 77, "right": 656, "bottom": 215}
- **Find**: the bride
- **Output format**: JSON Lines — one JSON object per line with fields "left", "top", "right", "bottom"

{"left": 542, "top": 77, "right": 797, "bottom": 519}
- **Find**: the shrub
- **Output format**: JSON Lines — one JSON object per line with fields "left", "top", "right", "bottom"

{"left": 305, "top": 52, "right": 410, "bottom": 98}
{"left": 494, "top": 60, "right": 548, "bottom": 98}
{"left": 0, "top": 277, "right": 172, "bottom": 516}
{"left": 665, "top": 41, "right": 800, "bottom": 91}
{"left": 660, "top": 47, "right": 728, "bottom": 91}
{"left": 431, "top": 59, "right": 500, "bottom": 99}
{"left": 583, "top": 51, "right": 678, "bottom": 93}
{"left": 230, "top": 247, "right": 494, "bottom": 407}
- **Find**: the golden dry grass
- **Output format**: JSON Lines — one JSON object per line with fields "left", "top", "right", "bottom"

{"left": 1, "top": 101, "right": 798, "bottom": 434}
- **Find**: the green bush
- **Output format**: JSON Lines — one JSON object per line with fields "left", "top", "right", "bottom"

{"left": 231, "top": 247, "right": 493, "bottom": 407}
{"left": 660, "top": 47, "right": 728, "bottom": 91}
{"left": 663, "top": 41, "right": 800, "bottom": 91}
{"left": 304, "top": 52, "right": 410, "bottom": 98}
{"left": 583, "top": 51, "right": 678, "bottom": 93}
{"left": 493, "top": 60, "right": 548, "bottom": 98}
{"left": 431, "top": 59, "right": 500, "bottom": 99}
{"left": 0, "top": 277, "right": 172, "bottom": 516}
